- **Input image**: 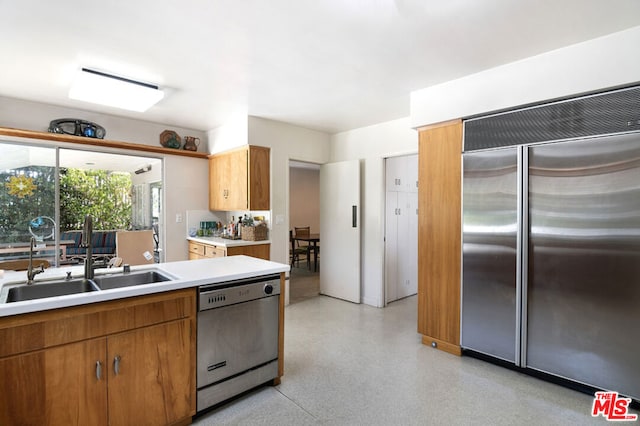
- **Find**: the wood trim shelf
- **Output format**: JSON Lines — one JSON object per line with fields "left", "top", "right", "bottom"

{"left": 0, "top": 127, "right": 209, "bottom": 159}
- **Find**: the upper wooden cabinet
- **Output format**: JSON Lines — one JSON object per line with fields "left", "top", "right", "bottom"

{"left": 417, "top": 120, "right": 462, "bottom": 356}
{"left": 209, "top": 145, "right": 270, "bottom": 211}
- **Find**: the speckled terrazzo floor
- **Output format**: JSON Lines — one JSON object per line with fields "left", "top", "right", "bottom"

{"left": 193, "top": 294, "right": 634, "bottom": 425}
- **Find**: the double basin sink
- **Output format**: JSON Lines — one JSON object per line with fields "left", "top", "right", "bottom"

{"left": 3, "top": 270, "right": 172, "bottom": 303}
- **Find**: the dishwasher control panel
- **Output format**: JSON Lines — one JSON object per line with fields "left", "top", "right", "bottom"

{"left": 198, "top": 274, "right": 280, "bottom": 311}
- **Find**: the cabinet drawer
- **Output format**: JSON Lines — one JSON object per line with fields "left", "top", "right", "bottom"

{"left": 205, "top": 245, "right": 226, "bottom": 258}
{"left": 226, "top": 243, "right": 270, "bottom": 260}
{"left": 189, "top": 242, "right": 205, "bottom": 256}
{"left": 0, "top": 288, "right": 196, "bottom": 358}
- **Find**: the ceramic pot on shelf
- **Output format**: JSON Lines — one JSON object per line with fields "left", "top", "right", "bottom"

{"left": 183, "top": 136, "right": 200, "bottom": 151}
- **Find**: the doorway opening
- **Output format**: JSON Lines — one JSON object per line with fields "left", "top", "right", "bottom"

{"left": 289, "top": 160, "right": 320, "bottom": 304}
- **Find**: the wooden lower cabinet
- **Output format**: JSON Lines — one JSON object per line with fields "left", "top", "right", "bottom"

{"left": 188, "top": 240, "right": 270, "bottom": 261}
{"left": 108, "top": 319, "right": 193, "bottom": 426}
{"left": 188, "top": 241, "right": 226, "bottom": 259}
{"left": 0, "top": 339, "right": 107, "bottom": 426}
{"left": 0, "top": 289, "right": 197, "bottom": 426}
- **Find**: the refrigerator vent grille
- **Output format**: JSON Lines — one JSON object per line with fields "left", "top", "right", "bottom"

{"left": 464, "top": 85, "right": 640, "bottom": 151}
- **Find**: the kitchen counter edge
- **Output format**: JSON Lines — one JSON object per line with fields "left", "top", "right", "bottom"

{"left": 0, "top": 255, "right": 289, "bottom": 317}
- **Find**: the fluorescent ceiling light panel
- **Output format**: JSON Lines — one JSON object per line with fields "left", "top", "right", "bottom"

{"left": 69, "top": 68, "right": 164, "bottom": 112}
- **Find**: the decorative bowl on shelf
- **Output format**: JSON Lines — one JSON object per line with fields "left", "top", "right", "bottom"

{"left": 160, "top": 130, "right": 181, "bottom": 149}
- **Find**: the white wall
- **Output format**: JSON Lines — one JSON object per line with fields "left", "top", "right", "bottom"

{"left": 247, "top": 117, "right": 330, "bottom": 268}
{"left": 163, "top": 155, "right": 210, "bottom": 261}
{"left": 0, "top": 96, "right": 209, "bottom": 261}
{"left": 330, "top": 117, "right": 417, "bottom": 307}
{"left": 411, "top": 25, "right": 640, "bottom": 128}
{"left": 289, "top": 167, "right": 320, "bottom": 233}
{"left": 206, "top": 113, "right": 248, "bottom": 154}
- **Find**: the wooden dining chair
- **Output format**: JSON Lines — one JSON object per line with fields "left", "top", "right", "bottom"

{"left": 290, "top": 229, "right": 308, "bottom": 268}
{"left": 293, "top": 227, "right": 313, "bottom": 270}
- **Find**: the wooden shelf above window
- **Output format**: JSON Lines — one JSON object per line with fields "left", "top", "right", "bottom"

{"left": 0, "top": 127, "right": 209, "bottom": 159}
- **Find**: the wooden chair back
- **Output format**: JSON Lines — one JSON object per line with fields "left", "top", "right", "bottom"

{"left": 294, "top": 227, "right": 310, "bottom": 246}
{"left": 290, "top": 229, "right": 308, "bottom": 267}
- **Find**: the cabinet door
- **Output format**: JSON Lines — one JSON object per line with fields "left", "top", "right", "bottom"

{"left": 385, "top": 191, "right": 399, "bottom": 303}
{"left": 248, "top": 146, "right": 270, "bottom": 210}
{"left": 0, "top": 339, "right": 107, "bottom": 426}
{"left": 399, "top": 192, "right": 418, "bottom": 298}
{"left": 209, "top": 149, "right": 248, "bottom": 210}
{"left": 107, "top": 319, "right": 194, "bottom": 426}
{"left": 209, "top": 155, "right": 225, "bottom": 210}
{"left": 406, "top": 154, "right": 419, "bottom": 193}
{"left": 225, "top": 149, "right": 249, "bottom": 210}
{"left": 385, "top": 156, "right": 405, "bottom": 191}
{"left": 386, "top": 155, "right": 418, "bottom": 193}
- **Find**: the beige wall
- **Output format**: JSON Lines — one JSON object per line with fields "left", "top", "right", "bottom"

{"left": 289, "top": 166, "right": 320, "bottom": 233}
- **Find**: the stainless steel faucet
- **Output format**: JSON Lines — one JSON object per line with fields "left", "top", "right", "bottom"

{"left": 27, "top": 237, "right": 45, "bottom": 284}
{"left": 81, "top": 214, "right": 94, "bottom": 279}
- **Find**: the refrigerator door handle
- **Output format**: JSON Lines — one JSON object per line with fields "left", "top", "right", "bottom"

{"left": 517, "top": 146, "right": 529, "bottom": 368}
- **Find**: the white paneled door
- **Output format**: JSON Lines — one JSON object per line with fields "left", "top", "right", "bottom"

{"left": 385, "top": 155, "right": 418, "bottom": 304}
{"left": 320, "top": 160, "right": 361, "bottom": 303}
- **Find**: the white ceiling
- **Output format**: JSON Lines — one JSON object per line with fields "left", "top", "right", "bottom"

{"left": 1, "top": 0, "right": 639, "bottom": 134}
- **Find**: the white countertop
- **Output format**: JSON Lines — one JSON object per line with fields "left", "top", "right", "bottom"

{"left": 0, "top": 256, "right": 289, "bottom": 318}
{"left": 187, "top": 236, "right": 271, "bottom": 247}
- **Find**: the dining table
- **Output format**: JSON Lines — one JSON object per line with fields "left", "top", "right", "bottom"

{"left": 293, "top": 233, "right": 320, "bottom": 272}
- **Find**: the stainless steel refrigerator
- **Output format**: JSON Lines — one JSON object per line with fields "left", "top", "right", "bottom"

{"left": 461, "top": 86, "right": 640, "bottom": 400}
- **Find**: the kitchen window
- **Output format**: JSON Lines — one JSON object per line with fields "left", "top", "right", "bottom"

{"left": 0, "top": 142, "right": 163, "bottom": 267}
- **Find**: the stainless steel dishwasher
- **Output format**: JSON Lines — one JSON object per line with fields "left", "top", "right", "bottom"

{"left": 197, "top": 274, "right": 280, "bottom": 412}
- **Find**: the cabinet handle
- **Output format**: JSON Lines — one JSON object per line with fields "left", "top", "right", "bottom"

{"left": 114, "top": 355, "right": 122, "bottom": 376}
{"left": 96, "top": 361, "right": 102, "bottom": 380}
